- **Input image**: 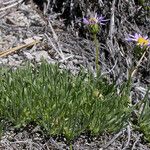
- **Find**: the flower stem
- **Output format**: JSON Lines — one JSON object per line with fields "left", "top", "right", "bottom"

{"left": 131, "top": 47, "right": 149, "bottom": 78}
{"left": 93, "top": 33, "right": 100, "bottom": 77}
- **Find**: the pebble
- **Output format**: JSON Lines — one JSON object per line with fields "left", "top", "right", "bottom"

{"left": 32, "top": 50, "right": 52, "bottom": 62}
{"left": 0, "top": 58, "right": 8, "bottom": 65}
{"left": 23, "top": 51, "right": 34, "bottom": 60}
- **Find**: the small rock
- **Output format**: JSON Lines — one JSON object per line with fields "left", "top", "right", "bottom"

{"left": 32, "top": 51, "right": 52, "bottom": 62}
{"left": 8, "top": 56, "right": 22, "bottom": 66}
{"left": 23, "top": 51, "right": 34, "bottom": 60}
{"left": 12, "top": 54, "right": 21, "bottom": 61}
{"left": 0, "top": 58, "right": 8, "bottom": 65}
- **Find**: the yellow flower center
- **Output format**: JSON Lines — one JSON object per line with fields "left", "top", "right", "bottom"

{"left": 137, "top": 37, "right": 149, "bottom": 46}
{"left": 89, "top": 17, "right": 97, "bottom": 24}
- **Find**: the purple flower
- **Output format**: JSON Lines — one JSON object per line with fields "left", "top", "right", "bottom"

{"left": 83, "top": 13, "right": 108, "bottom": 25}
{"left": 126, "top": 33, "right": 150, "bottom": 47}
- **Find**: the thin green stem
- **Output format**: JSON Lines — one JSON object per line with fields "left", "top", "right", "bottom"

{"left": 93, "top": 33, "right": 100, "bottom": 77}
{"left": 69, "top": 144, "right": 73, "bottom": 150}
{"left": 131, "top": 47, "right": 149, "bottom": 78}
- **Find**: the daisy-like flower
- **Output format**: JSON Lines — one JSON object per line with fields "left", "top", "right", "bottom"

{"left": 126, "top": 33, "right": 150, "bottom": 48}
{"left": 83, "top": 13, "right": 108, "bottom": 34}
{"left": 83, "top": 13, "right": 108, "bottom": 25}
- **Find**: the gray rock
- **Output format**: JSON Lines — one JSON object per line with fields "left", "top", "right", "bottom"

{"left": 8, "top": 56, "right": 22, "bottom": 66}
{"left": 0, "top": 58, "right": 8, "bottom": 65}
{"left": 12, "top": 54, "right": 22, "bottom": 61}
{"left": 32, "top": 51, "right": 52, "bottom": 62}
{"left": 23, "top": 51, "right": 34, "bottom": 60}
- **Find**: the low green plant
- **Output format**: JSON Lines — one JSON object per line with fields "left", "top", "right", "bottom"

{"left": 137, "top": 87, "right": 150, "bottom": 142}
{"left": 0, "top": 62, "right": 131, "bottom": 139}
{"left": 137, "top": 0, "right": 150, "bottom": 11}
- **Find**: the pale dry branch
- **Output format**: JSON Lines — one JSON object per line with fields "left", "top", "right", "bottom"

{"left": 103, "top": 129, "right": 124, "bottom": 149}
{"left": 0, "top": 40, "right": 40, "bottom": 57}
{"left": 0, "top": 0, "right": 23, "bottom": 11}
{"left": 122, "top": 124, "right": 131, "bottom": 150}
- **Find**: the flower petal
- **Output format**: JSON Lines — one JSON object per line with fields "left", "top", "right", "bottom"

{"left": 126, "top": 33, "right": 150, "bottom": 48}
{"left": 144, "top": 35, "right": 148, "bottom": 39}
{"left": 134, "top": 33, "right": 140, "bottom": 40}
{"left": 83, "top": 18, "right": 89, "bottom": 24}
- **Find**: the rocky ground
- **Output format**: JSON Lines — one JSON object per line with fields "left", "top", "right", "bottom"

{"left": 0, "top": 0, "right": 150, "bottom": 149}
{"left": 0, "top": 0, "right": 97, "bottom": 74}
{"left": 0, "top": 125, "right": 150, "bottom": 150}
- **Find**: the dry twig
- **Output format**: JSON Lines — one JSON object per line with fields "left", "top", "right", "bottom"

{"left": 131, "top": 47, "right": 149, "bottom": 78}
{"left": 0, "top": 0, "right": 23, "bottom": 11}
{"left": 103, "top": 129, "right": 124, "bottom": 149}
{"left": 122, "top": 124, "right": 131, "bottom": 150}
{"left": 0, "top": 40, "right": 40, "bottom": 58}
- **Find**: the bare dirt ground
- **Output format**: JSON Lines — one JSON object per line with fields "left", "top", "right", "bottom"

{"left": 0, "top": 0, "right": 150, "bottom": 149}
